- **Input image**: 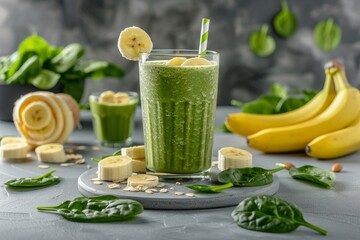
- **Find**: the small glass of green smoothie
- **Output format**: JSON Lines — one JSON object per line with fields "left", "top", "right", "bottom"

{"left": 89, "top": 91, "right": 138, "bottom": 148}
{"left": 139, "top": 50, "right": 219, "bottom": 174}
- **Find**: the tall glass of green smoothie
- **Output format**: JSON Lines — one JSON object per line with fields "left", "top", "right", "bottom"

{"left": 139, "top": 50, "right": 219, "bottom": 174}
{"left": 89, "top": 91, "right": 138, "bottom": 148}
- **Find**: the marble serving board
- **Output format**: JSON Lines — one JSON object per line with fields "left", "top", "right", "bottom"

{"left": 78, "top": 168, "right": 279, "bottom": 210}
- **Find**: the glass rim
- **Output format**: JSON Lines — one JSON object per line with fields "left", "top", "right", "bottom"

{"left": 140, "top": 49, "right": 219, "bottom": 57}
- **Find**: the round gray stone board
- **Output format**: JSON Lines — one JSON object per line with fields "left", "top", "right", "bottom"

{"left": 78, "top": 168, "right": 279, "bottom": 210}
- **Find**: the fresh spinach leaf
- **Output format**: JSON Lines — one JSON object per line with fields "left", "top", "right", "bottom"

{"left": 78, "top": 61, "right": 125, "bottom": 79}
{"left": 7, "top": 56, "right": 41, "bottom": 84}
{"left": 249, "top": 24, "right": 276, "bottom": 57}
{"left": 4, "top": 169, "right": 59, "bottom": 188}
{"left": 271, "top": 82, "right": 287, "bottom": 98}
{"left": 314, "top": 18, "right": 341, "bottom": 52}
{"left": 187, "top": 182, "right": 234, "bottom": 193}
{"left": 273, "top": 0, "right": 297, "bottom": 37}
{"left": 232, "top": 195, "right": 328, "bottom": 235}
{"left": 275, "top": 96, "right": 307, "bottom": 113}
{"left": 37, "top": 195, "right": 143, "bottom": 223}
{"left": 30, "top": 69, "right": 60, "bottom": 89}
{"left": 217, "top": 166, "right": 286, "bottom": 187}
{"left": 289, "top": 165, "right": 336, "bottom": 189}
{"left": 48, "top": 43, "right": 85, "bottom": 73}
{"left": 241, "top": 96, "right": 282, "bottom": 114}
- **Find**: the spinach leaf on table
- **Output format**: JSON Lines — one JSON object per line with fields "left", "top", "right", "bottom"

{"left": 314, "top": 18, "right": 341, "bottom": 52}
{"left": 289, "top": 165, "right": 336, "bottom": 189}
{"left": 232, "top": 195, "right": 328, "bottom": 235}
{"left": 217, "top": 166, "right": 286, "bottom": 187}
{"left": 37, "top": 195, "right": 144, "bottom": 223}
{"left": 4, "top": 169, "right": 60, "bottom": 189}
{"left": 249, "top": 24, "right": 276, "bottom": 57}
{"left": 273, "top": 0, "right": 297, "bottom": 37}
{"left": 187, "top": 182, "right": 234, "bottom": 193}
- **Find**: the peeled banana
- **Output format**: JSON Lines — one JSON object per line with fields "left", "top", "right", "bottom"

{"left": 247, "top": 61, "right": 360, "bottom": 153}
{"left": 127, "top": 174, "right": 159, "bottom": 187}
{"left": 35, "top": 143, "right": 67, "bottom": 163}
{"left": 218, "top": 147, "right": 252, "bottom": 171}
{"left": 226, "top": 68, "right": 336, "bottom": 136}
{"left": 98, "top": 155, "right": 132, "bottom": 181}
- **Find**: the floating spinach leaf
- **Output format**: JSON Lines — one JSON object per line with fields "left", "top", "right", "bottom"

{"left": 187, "top": 182, "right": 234, "bottom": 193}
{"left": 314, "top": 18, "right": 341, "bottom": 52}
{"left": 5, "top": 169, "right": 60, "bottom": 188}
{"left": 37, "top": 195, "right": 143, "bottom": 223}
{"left": 249, "top": 24, "right": 276, "bottom": 57}
{"left": 217, "top": 166, "right": 286, "bottom": 187}
{"left": 289, "top": 165, "right": 336, "bottom": 189}
{"left": 232, "top": 195, "right": 328, "bottom": 235}
{"left": 273, "top": 0, "right": 297, "bottom": 37}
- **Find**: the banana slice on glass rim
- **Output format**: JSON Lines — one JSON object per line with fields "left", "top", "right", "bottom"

{"left": 118, "top": 26, "right": 153, "bottom": 61}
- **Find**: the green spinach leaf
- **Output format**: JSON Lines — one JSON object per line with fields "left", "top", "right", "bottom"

{"left": 48, "top": 43, "right": 85, "bottom": 73}
{"left": 30, "top": 69, "right": 60, "bottom": 89}
{"left": 273, "top": 0, "right": 297, "bottom": 37}
{"left": 289, "top": 165, "right": 336, "bottom": 189}
{"left": 232, "top": 195, "right": 328, "bottom": 235}
{"left": 4, "top": 169, "right": 59, "bottom": 188}
{"left": 37, "top": 195, "right": 144, "bottom": 223}
{"left": 314, "top": 18, "right": 341, "bottom": 52}
{"left": 249, "top": 24, "right": 276, "bottom": 57}
{"left": 91, "top": 149, "right": 122, "bottom": 163}
{"left": 187, "top": 182, "right": 234, "bottom": 193}
{"left": 7, "top": 55, "right": 41, "bottom": 84}
{"left": 78, "top": 61, "right": 125, "bottom": 79}
{"left": 217, "top": 166, "right": 286, "bottom": 187}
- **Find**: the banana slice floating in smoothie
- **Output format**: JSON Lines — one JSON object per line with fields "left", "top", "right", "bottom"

{"left": 35, "top": 143, "right": 67, "bottom": 163}
{"left": 218, "top": 147, "right": 252, "bottom": 171}
{"left": 118, "top": 26, "right": 153, "bottom": 61}
{"left": 181, "top": 57, "right": 212, "bottom": 66}
{"left": 166, "top": 57, "right": 187, "bottom": 66}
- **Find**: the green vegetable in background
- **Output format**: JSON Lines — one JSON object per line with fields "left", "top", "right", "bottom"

{"left": 4, "top": 169, "right": 59, "bottom": 188}
{"left": 232, "top": 195, "right": 328, "bottom": 235}
{"left": 37, "top": 195, "right": 144, "bottom": 223}
{"left": 0, "top": 34, "right": 125, "bottom": 102}
{"left": 187, "top": 182, "right": 234, "bottom": 193}
{"left": 217, "top": 166, "right": 286, "bottom": 187}
{"left": 314, "top": 18, "right": 341, "bottom": 52}
{"left": 273, "top": 0, "right": 297, "bottom": 37}
{"left": 249, "top": 24, "right": 276, "bottom": 57}
{"left": 289, "top": 165, "right": 336, "bottom": 189}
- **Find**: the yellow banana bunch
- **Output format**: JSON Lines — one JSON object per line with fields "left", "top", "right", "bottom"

{"left": 226, "top": 67, "right": 336, "bottom": 136}
{"left": 247, "top": 61, "right": 360, "bottom": 154}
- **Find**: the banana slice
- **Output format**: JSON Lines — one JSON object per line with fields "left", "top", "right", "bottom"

{"left": 0, "top": 142, "right": 28, "bottom": 160}
{"left": 181, "top": 57, "right": 212, "bottom": 66}
{"left": 35, "top": 143, "right": 67, "bottom": 163}
{"left": 99, "top": 91, "right": 115, "bottom": 104}
{"left": 166, "top": 57, "right": 187, "bottom": 66}
{"left": 113, "top": 92, "right": 130, "bottom": 104}
{"left": 21, "top": 101, "right": 52, "bottom": 130}
{"left": 218, "top": 147, "right": 252, "bottom": 171}
{"left": 121, "top": 145, "right": 145, "bottom": 159}
{"left": 0, "top": 137, "right": 26, "bottom": 146}
{"left": 98, "top": 155, "right": 132, "bottom": 181}
{"left": 118, "top": 26, "right": 153, "bottom": 61}
{"left": 26, "top": 118, "right": 56, "bottom": 141}
{"left": 127, "top": 174, "right": 159, "bottom": 187}
{"left": 132, "top": 159, "right": 146, "bottom": 173}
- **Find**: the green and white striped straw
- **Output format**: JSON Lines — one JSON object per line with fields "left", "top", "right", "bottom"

{"left": 199, "top": 18, "right": 210, "bottom": 55}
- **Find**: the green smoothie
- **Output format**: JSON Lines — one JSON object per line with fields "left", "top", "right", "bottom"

{"left": 139, "top": 52, "right": 219, "bottom": 174}
{"left": 89, "top": 92, "right": 138, "bottom": 147}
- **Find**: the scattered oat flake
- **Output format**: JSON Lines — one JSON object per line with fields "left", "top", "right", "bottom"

{"left": 76, "top": 146, "right": 87, "bottom": 150}
{"left": 185, "top": 193, "right": 195, "bottom": 197}
{"left": 175, "top": 182, "right": 181, "bottom": 185}
{"left": 123, "top": 186, "right": 139, "bottom": 192}
{"left": 75, "top": 159, "right": 85, "bottom": 164}
{"left": 148, "top": 188, "right": 158, "bottom": 192}
{"left": 108, "top": 183, "right": 120, "bottom": 189}
{"left": 170, "top": 187, "right": 175, "bottom": 191}
{"left": 156, "top": 183, "right": 166, "bottom": 188}
{"left": 135, "top": 185, "right": 148, "bottom": 191}
{"left": 92, "top": 146, "right": 101, "bottom": 150}
{"left": 91, "top": 177, "right": 100, "bottom": 181}
{"left": 145, "top": 189, "right": 155, "bottom": 194}
{"left": 175, "top": 192, "right": 185, "bottom": 196}
{"left": 38, "top": 165, "right": 49, "bottom": 169}
{"left": 93, "top": 181, "right": 103, "bottom": 185}
{"left": 66, "top": 154, "right": 83, "bottom": 160}
{"left": 61, "top": 163, "right": 75, "bottom": 167}
{"left": 87, "top": 165, "right": 92, "bottom": 169}
{"left": 160, "top": 188, "right": 168, "bottom": 193}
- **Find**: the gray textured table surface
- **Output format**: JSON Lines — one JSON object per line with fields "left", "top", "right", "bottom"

{"left": 1, "top": 107, "right": 360, "bottom": 240}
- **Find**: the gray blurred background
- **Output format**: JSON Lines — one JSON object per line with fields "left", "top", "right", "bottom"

{"left": 1, "top": 0, "right": 360, "bottom": 105}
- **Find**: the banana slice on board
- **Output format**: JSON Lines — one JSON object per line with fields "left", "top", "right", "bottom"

{"left": 98, "top": 156, "right": 132, "bottom": 181}
{"left": 127, "top": 174, "right": 159, "bottom": 187}
{"left": 0, "top": 137, "right": 26, "bottom": 145}
{"left": 132, "top": 159, "right": 146, "bottom": 173}
{"left": 35, "top": 143, "right": 67, "bottom": 163}
{"left": 121, "top": 145, "right": 145, "bottom": 159}
{"left": 218, "top": 147, "right": 253, "bottom": 171}
{"left": 118, "top": 26, "right": 153, "bottom": 61}
{"left": 0, "top": 142, "right": 29, "bottom": 160}
{"left": 166, "top": 57, "right": 187, "bottom": 66}
{"left": 181, "top": 57, "right": 212, "bottom": 66}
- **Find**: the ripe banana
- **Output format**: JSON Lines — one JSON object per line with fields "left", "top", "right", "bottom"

{"left": 218, "top": 147, "right": 252, "bottom": 171}
{"left": 305, "top": 113, "right": 360, "bottom": 159}
{"left": 98, "top": 156, "right": 132, "bottom": 181}
{"left": 247, "top": 62, "right": 360, "bottom": 153}
{"left": 226, "top": 68, "right": 336, "bottom": 136}
{"left": 121, "top": 145, "right": 145, "bottom": 159}
{"left": 127, "top": 174, "right": 159, "bottom": 187}
{"left": 118, "top": 26, "right": 153, "bottom": 61}
{"left": 0, "top": 142, "right": 28, "bottom": 160}
{"left": 35, "top": 143, "right": 67, "bottom": 163}
{"left": 13, "top": 92, "right": 74, "bottom": 146}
